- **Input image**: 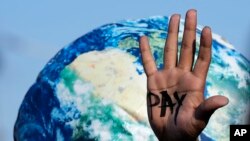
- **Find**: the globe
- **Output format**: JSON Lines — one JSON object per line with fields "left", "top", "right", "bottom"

{"left": 14, "top": 16, "right": 250, "bottom": 141}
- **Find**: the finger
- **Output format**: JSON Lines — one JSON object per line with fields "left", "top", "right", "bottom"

{"left": 178, "top": 9, "right": 197, "bottom": 71}
{"left": 139, "top": 36, "right": 157, "bottom": 76}
{"left": 195, "top": 95, "right": 229, "bottom": 123}
{"left": 164, "top": 14, "right": 180, "bottom": 69}
{"left": 193, "top": 27, "right": 212, "bottom": 81}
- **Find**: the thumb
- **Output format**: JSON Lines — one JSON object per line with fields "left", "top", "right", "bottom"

{"left": 195, "top": 95, "right": 229, "bottom": 123}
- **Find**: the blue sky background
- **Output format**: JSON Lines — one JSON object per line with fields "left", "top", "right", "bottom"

{"left": 0, "top": 0, "right": 249, "bottom": 140}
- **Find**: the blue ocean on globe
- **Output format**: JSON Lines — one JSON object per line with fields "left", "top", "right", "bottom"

{"left": 14, "top": 16, "right": 250, "bottom": 141}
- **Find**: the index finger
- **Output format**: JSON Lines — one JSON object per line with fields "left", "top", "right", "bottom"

{"left": 139, "top": 36, "right": 157, "bottom": 76}
{"left": 193, "top": 27, "right": 212, "bottom": 81}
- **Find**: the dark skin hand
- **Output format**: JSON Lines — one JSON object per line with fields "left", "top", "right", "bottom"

{"left": 139, "top": 9, "right": 229, "bottom": 141}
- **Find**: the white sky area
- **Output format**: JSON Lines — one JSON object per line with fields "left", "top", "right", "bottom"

{"left": 0, "top": 0, "right": 250, "bottom": 140}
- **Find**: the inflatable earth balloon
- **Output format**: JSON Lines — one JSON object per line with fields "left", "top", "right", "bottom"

{"left": 14, "top": 16, "right": 250, "bottom": 141}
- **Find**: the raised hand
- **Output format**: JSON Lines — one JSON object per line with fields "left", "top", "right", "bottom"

{"left": 139, "top": 9, "right": 229, "bottom": 141}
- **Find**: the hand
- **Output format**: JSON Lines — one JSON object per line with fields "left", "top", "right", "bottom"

{"left": 139, "top": 9, "right": 229, "bottom": 141}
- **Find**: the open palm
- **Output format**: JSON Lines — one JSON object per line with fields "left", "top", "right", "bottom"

{"left": 139, "top": 10, "right": 228, "bottom": 141}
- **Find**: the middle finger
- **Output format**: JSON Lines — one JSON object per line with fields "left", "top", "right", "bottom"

{"left": 178, "top": 9, "right": 197, "bottom": 71}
